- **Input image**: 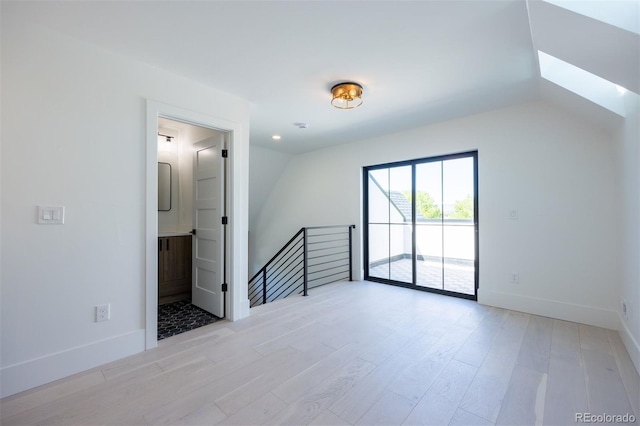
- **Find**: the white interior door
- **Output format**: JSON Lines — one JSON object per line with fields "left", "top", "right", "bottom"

{"left": 192, "top": 137, "right": 225, "bottom": 317}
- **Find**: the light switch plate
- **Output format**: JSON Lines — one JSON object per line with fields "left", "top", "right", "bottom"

{"left": 38, "top": 206, "right": 65, "bottom": 224}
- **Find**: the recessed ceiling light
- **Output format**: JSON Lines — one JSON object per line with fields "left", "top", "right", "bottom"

{"left": 272, "top": 135, "right": 281, "bottom": 141}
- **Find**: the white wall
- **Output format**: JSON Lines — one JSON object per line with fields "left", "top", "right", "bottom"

{"left": 614, "top": 94, "right": 640, "bottom": 371}
{"left": 0, "top": 15, "right": 250, "bottom": 397}
{"left": 248, "top": 146, "right": 292, "bottom": 273}
{"left": 252, "top": 101, "right": 619, "bottom": 330}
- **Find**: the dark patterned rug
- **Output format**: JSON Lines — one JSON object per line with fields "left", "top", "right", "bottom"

{"left": 157, "top": 300, "right": 220, "bottom": 340}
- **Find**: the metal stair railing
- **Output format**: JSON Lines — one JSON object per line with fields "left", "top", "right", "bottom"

{"left": 248, "top": 225, "right": 355, "bottom": 308}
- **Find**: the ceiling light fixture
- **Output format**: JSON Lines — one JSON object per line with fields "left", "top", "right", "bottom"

{"left": 272, "top": 135, "right": 282, "bottom": 141}
{"left": 331, "top": 82, "right": 363, "bottom": 109}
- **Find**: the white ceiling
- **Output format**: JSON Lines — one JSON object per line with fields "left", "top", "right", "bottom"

{"left": 4, "top": 0, "right": 637, "bottom": 153}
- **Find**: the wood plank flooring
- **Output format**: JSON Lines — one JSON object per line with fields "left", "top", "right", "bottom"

{"left": 1, "top": 281, "right": 638, "bottom": 426}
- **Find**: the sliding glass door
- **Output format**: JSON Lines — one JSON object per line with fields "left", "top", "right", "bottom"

{"left": 364, "top": 152, "right": 478, "bottom": 300}
{"left": 367, "top": 165, "right": 413, "bottom": 283}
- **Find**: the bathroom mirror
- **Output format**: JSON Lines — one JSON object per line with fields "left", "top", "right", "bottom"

{"left": 158, "top": 162, "right": 172, "bottom": 211}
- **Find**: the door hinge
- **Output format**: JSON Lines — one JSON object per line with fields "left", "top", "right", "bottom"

{"left": 222, "top": 216, "right": 228, "bottom": 225}
{"left": 221, "top": 283, "right": 228, "bottom": 292}
{"left": 222, "top": 149, "right": 228, "bottom": 158}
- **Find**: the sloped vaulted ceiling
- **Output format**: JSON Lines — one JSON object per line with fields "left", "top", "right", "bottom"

{"left": 3, "top": 0, "right": 637, "bottom": 152}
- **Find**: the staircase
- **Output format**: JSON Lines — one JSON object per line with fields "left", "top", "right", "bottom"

{"left": 248, "top": 225, "right": 355, "bottom": 307}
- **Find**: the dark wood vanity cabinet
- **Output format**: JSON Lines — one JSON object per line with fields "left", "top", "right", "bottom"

{"left": 158, "top": 235, "right": 192, "bottom": 305}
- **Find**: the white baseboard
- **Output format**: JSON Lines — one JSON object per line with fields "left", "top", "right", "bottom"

{"left": 479, "top": 289, "right": 619, "bottom": 330}
{"left": 618, "top": 313, "right": 640, "bottom": 375}
{"left": 0, "top": 330, "right": 145, "bottom": 398}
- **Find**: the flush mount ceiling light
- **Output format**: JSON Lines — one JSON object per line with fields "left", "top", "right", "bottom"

{"left": 331, "top": 82, "right": 363, "bottom": 109}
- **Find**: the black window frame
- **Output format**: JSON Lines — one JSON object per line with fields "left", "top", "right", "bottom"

{"left": 363, "top": 150, "right": 479, "bottom": 301}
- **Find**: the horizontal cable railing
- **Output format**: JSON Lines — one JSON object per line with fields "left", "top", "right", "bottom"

{"left": 248, "top": 225, "right": 355, "bottom": 308}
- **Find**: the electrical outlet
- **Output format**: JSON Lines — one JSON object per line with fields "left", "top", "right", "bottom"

{"left": 510, "top": 273, "right": 520, "bottom": 284}
{"left": 96, "top": 304, "right": 110, "bottom": 322}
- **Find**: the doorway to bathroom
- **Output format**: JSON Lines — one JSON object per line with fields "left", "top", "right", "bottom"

{"left": 155, "top": 117, "right": 227, "bottom": 340}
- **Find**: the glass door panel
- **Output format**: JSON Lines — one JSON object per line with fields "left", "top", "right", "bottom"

{"left": 367, "top": 165, "right": 412, "bottom": 284}
{"left": 415, "top": 161, "right": 443, "bottom": 289}
{"left": 368, "top": 223, "right": 390, "bottom": 279}
{"left": 368, "top": 169, "right": 389, "bottom": 224}
{"left": 388, "top": 166, "right": 412, "bottom": 284}
{"left": 442, "top": 157, "right": 476, "bottom": 295}
{"left": 390, "top": 224, "right": 412, "bottom": 283}
{"left": 367, "top": 168, "right": 390, "bottom": 279}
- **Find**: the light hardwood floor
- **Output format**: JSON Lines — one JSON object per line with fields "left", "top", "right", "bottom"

{"left": 2, "top": 281, "right": 638, "bottom": 425}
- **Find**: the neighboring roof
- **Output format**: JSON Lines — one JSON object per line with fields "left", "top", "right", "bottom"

{"left": 389, "top": 191, "right": 412, "bottom": 222}
{"left": 389, "top": 191, "right": 429, "bottom": 222}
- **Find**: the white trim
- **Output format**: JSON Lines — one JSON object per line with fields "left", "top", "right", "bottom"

{"left": 0, "top": 330, "right": 145, "bottom": 398}
{"left": 619, "top": 313, "right": 640, "bottom": 375}
{"left": 145, "top": 100, "right": 249, "bottom": 350}
{"left": 479, "top": 289, "right": 619, "bottom": 330}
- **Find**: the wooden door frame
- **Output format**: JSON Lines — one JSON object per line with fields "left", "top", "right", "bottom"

{"left": 145, "top": 100, "right": 243, "bottom": 350}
